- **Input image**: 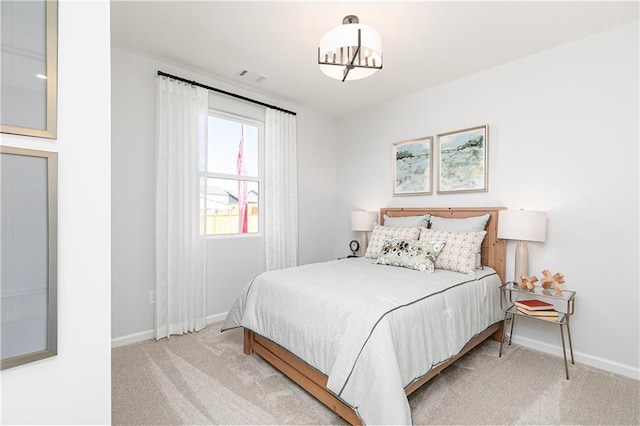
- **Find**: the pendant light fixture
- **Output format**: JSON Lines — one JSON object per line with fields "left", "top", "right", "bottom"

{"left": 318, "top": 15, "right": 382, "bottom": 82}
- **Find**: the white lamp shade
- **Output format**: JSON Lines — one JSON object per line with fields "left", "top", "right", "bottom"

{"left": 319, "top": 23, "right": 382, "bottom": 81}
{"left": 351, "top": 211, "right": 377, "bottom": 231}
{"left": 497, "top": 210, "right": 547, "bottom": 242}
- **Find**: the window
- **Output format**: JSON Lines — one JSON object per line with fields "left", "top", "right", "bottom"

{"left": 203, "top": 112, "right": 262, "bottom": 236}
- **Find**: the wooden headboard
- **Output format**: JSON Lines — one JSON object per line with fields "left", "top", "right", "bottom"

{"left": 380, "top": 207, "right": 506, "bottom": 283}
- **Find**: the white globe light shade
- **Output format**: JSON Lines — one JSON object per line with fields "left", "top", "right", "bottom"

{"left": 319, "top": 23, "right": 382, "bottom": 81}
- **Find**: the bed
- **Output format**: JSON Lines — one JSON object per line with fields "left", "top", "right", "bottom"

{"left": 222, "top": 207, "right": 506, "bottom": 425}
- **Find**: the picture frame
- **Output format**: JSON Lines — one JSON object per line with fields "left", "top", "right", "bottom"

{"left": 0, "top": 0, "right": 58, "bottom": 139}
{"left": 437, "top": 125, "right": 488, "bottom": 193}
{"left": 392, "top": 136, "right": 433, "bottom": 196}
{"left": 1, "top": 146, "right": 58, "bottom": 370}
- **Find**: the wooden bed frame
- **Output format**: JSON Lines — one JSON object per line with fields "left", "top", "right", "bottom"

{"left": 243, "top": 207, "right": 506, "bottom": 425}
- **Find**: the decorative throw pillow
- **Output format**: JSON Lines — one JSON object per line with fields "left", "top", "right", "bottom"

{"left": 383, "top": 214, "right": 431, "bottom": 228}
{"left": 429, "top": 214, "right": 490, "bottom": 269}
{"left": 376, "top": 239, "right": 445, "bottom": 272}
{"left": 365, "top": 223, "right": 421, "bottom": 259}
{"left": 420, "top": 229, "right": 487, "bottom": 276}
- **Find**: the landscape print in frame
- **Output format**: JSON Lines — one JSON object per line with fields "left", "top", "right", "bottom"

{"left": 437, "top": 125, "right": 488, "bottom": 193}
{"left": 392, "top": 136, "right": 432, "bottom": 196}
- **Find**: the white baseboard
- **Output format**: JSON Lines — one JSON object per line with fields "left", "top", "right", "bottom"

{"left": 511, "top": 335, "right": 640, "bottom": 380}
{"left": 111, "top": 329, "right": 154, "bottom": 348}
{"left": 205, "top": 312, "right": 227, "bottom": 325}
{"left": 111, "top": 312, "right": 228, "bottom": 348}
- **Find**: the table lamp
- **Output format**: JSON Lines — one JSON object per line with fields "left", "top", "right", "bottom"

{"left": 497, "top": 209, "right": 547, "bottom": 281}
{"left": 351, "top": 211, "right": 378, "bottom": 256}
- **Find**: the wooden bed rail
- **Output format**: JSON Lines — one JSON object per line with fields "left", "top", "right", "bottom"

{"left": 243, "top": 322, "right": 501, "bottom": 425}
{"left": 245, "top": 328, "right": 363, "bottom": 424}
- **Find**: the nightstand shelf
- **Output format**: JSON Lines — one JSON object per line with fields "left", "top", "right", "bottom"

{"left": 499, "top": 281, "right": 576, "bottom": 379}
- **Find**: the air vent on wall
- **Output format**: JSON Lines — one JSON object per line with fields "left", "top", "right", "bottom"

{"left": 237, "top": 69, "right": 267, "bottom": 83}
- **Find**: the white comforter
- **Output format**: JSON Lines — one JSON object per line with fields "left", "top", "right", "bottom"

{"left": 222, "top": 257, "right": 503, "bottom": 425}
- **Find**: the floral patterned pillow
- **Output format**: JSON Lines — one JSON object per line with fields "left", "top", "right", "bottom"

{"left": 419, "top": 229, "right": 486, "bottom": 276}
{"left": 365, "top": 223, "right": 421, "bottom": 259}
{"left": 375, "top": 239, "right": 446, "bottom": 272}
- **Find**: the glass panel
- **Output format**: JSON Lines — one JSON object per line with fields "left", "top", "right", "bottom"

{"left": 1, "top": 0, "right": 57, "bottom": 138}
{"left": 1, "top": 147, "right": 57, "bottom": 370}
{"left": 502, "top": 281, "right": 575, "bottom": 301}
{"left": 204, "top": 177, "right": 259, "bottom": 235}
{"left": 207, "top": 115, "right": 258, "bottom": 177}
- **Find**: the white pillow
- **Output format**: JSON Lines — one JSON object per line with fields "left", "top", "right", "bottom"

{"left": 429, "top": 213, "right": 490, "bottom": 232}
{"left": 419, "top": 229, "right": 487, "bottom": 276}
{"left": 365, "top": 223, "right": 421, "bottom": 259}
{"left": 383, "top": 214, "right": 431, "bottom": 228}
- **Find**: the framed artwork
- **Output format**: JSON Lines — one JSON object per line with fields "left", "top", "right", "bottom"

{"left": 437, "top": 125, "right": 488, "bottom": 193}
{"left": 392, "top": 136, "right": 433, "bottom": 196}
{"left": 0, "top": 0, "right": 58, "bottom": 139}
{"left": 0, "top": 146, "right": 58, "bottom": 370}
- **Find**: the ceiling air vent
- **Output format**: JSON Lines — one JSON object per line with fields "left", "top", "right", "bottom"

{"left": 237, "top": 69, "right": 267, "bottom": 83}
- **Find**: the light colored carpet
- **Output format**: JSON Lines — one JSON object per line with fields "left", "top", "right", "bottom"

{"left": 112, "top": 323, "right": 639, "bottom": 425}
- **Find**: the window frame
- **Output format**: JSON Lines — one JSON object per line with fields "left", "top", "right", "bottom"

{"left": 204, "top": 109, "right": 264, "bottom": 239}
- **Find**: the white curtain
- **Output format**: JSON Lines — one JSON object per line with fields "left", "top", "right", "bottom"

{"left": 155, "top": 77, "right": 208, "bottom": 339}
{"left": 265, "top": 109, "right": 298, "bottom": 270}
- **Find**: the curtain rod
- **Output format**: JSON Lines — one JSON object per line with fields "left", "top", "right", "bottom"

{"left": 157, "top": 70, "right": 297, "bottom": 116}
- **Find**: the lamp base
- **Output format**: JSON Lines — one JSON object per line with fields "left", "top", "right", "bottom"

{"left": 360, "top": 231, "right": 369, "bottom": 256}
{"left": 514, "top": 240, "right": 529, "bottom": 282}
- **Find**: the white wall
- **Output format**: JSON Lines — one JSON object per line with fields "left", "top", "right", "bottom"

{"left": 335, "top": 21, "right": 639, "bottom": 378}
{"left": 111, "top": 47, "right": 338, "bottom": 343}
{"left": 0, "top": 1, "right": 112, "bottom": 423}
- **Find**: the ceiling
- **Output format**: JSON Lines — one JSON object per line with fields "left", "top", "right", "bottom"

{"left": 111, "top": 1, "right": 639, "bottom": 118}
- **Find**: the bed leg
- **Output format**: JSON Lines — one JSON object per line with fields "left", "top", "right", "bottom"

{"left": 491, "top": 322, "right": 504, "bottom": 342}
{"left": 243, "top": 328, "right": 254, "bottom": 355}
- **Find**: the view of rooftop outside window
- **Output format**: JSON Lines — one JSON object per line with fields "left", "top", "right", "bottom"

{"left": 203, "top": 114, "right": 261, "bottom": 235}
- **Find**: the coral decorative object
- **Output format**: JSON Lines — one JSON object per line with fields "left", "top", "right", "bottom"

{"left": 541, "top": 269, "right": 565, "bottom": 292}
{"left": 517, "top": 275, "right": 538, "bottom": 290}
